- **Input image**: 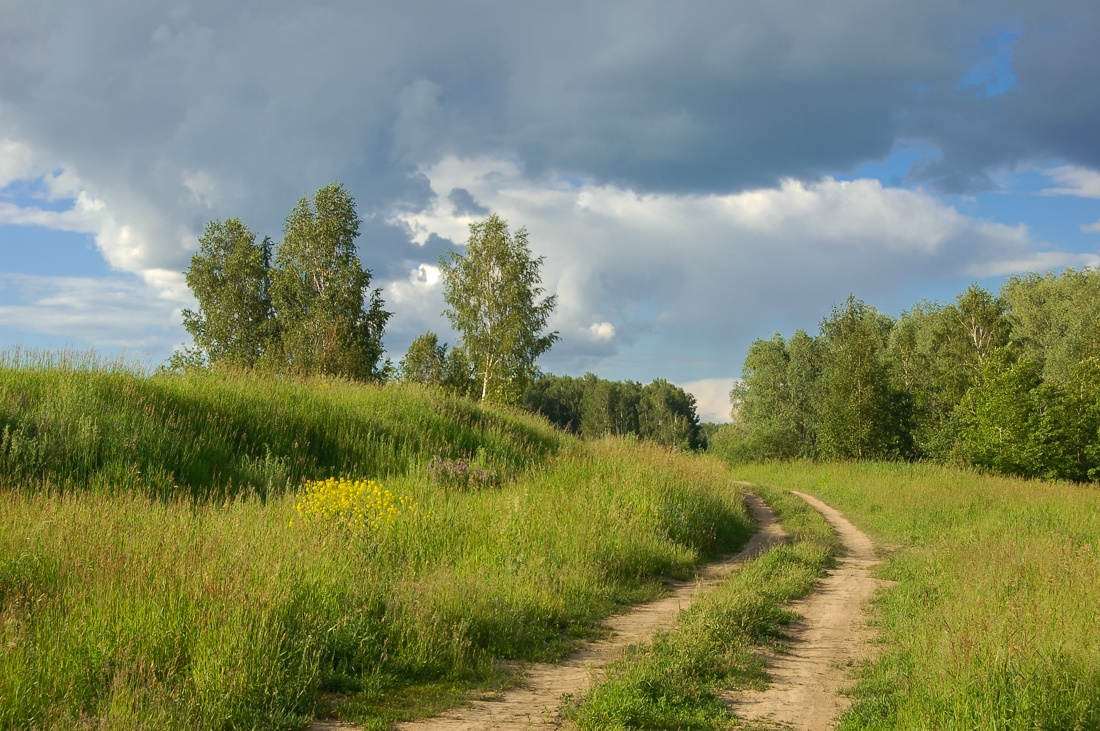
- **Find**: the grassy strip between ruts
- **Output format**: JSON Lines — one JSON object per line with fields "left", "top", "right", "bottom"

{"left": 564, "top": 483, "right": 841, "bottom": 731}
{"left": 737, "top": 461, "right": 1100, "bottom": 731}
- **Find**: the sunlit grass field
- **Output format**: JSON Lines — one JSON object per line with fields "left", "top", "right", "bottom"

{"left": 0, "top": 355, "right": 753, "bottom": 730}
{"left": 737, "top": 461, "right": 1100, "bottom": 730}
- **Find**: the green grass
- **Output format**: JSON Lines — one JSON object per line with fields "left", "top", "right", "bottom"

{"left": 0, "top": 355, "right": 755, "bottom": 730}
{"left": 737, "top": 461, "right": 1100, "bottom": 731}
{"left": 0, "top": 349, "right": 559, "bottom": 500}
{"left": 564, "top": 483, "right": 840, "bottom": 730}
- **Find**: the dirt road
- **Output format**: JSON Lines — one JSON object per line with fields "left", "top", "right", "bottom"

{"left": 314, "top": 490, "right": 888, "bottom": 731}
{"left": 311, "top": 491, "right": 787, "bottom": 731}
{"left": 723, "top": 490, "right": 892, "bottom": 730}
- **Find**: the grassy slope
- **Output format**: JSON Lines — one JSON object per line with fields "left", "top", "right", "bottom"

{"left": 0, "top": 354, "right": 559, "bottom": 500}
{"left": 737, "top": 461, "right": 1100, "bottom": 731}
{"left": 0, "top": 360, "right": 754, "bottom": 730}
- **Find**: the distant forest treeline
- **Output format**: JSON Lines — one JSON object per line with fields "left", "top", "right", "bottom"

{"left": 713, "top": 268, "right": 1100, "bottom": 482}
{"left": 520, "top": 374, "right": 702, "bottom": 450}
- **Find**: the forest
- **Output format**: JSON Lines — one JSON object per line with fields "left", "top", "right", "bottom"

{"left": 714, "top": 269, "right": 1100, "bottom": 482}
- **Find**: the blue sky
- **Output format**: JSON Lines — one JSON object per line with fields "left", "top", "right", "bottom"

{"left": 2, "top": 1, "right": 1099, "bottom": 420}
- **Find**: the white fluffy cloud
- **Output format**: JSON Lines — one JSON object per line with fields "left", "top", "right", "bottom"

{"left": 0, "top": 273, "right": 187, "bottom": 353}
{"left": 1042, "top": 166, "right": 1100, "bottom": 199}
{"left": 389, "top": 155, "right": 1096, "bottom": 378}
{"left": 679, "top": 377, "right": 738, "bottom": 424}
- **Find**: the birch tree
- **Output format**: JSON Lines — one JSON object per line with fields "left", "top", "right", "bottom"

{"left": 439, "top": 214, "right": 558, "bottom": 403}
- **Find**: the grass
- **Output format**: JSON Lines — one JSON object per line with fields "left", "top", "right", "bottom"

{"left": 564, "top": 483, "right": 841, "bottom": 730}
{"left": 0, "top": 354, "right": 755, "bottom": 730}
{"left": 0, "top": 349, "right": 559, "bottom": 500}
{"left": 737, "top": 461, "right": 1100, "bottom": 731}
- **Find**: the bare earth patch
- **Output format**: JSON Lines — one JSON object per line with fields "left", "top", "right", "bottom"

{"left": 311, "top": 491, "right": 786, "bottom": 731}
{"left": 723, "top": 490, "right": 893, "bottom": 731}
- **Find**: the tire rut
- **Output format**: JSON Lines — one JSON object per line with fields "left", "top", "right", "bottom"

{"left": 723, "top": 490, "right": 893, "bottom": 730}
{"left": 310, "top": 491, "right": 786, "bottom": 731}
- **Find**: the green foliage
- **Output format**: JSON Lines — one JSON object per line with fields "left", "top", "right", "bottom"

{"left": 736, "top": 461, "right": 1100, "bottom": 731}
{"left": 523, "top": 373, "right": 703, "bottom": 449}
{"left": 180, "top": 183, "right": 390, "bottom": 382}
{"left": 956, "top": 351, "right": 1100, "bottom": 481}
{"left": 271, "top": 183, "right": 390, "bottom": 381}
{"left": 730, "top": 269, "right": 1100, "bottom": 481}
{"left": 397, "top": 332, "right": 476, "bottom": 396}
{"left": 181, "top": 220, "right": 276, "bottom": 368}
{"left": 439, "top": 214, "right": 558, "bottom": 403}
{"left": 1002, "top": 268, "right": 1100, "bottom": 380}
{"left": 818, "top": 296, "right": 912, "bottom": 460}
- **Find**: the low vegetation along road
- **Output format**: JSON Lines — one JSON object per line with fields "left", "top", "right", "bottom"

{"left": 314, "top": 490, "right": 886, "bottom": 731}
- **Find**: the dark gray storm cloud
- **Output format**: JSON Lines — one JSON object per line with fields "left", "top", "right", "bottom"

{"left": 4, "top": 1, "right": 1098, "bottom": 221}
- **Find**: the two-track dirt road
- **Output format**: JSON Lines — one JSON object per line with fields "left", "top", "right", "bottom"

{"left": 312, "top": 490, "right": 888, "bottom": 731}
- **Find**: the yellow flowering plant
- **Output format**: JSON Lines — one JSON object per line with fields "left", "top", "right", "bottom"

{"left": 293, "top": 477, "right": 418, "bottom": 531}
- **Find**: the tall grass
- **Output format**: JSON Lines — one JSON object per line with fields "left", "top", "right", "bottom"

{"left": 737, "top": 461, "right": 1100, "bottom": 730}
{"left": 0, "top": 356, "right": 754, "bottom": 729}
{"left": 0, "top": 351, "right": 559, "bottom": 500}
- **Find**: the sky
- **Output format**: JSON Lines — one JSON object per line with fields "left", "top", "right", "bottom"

{"left": 2, "top": 1, "right": 1099, "bottom": 422}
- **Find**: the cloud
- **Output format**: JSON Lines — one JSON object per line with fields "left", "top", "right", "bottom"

{"left": 0, "top": 272, "right": 187, "bottom": 352}
{"left": 3, "top": 1, "right": 1100, "bottom": 374}
{"left": 679, "top": 377, "right": 738, "bottom": 424}
{"left": 390, "top": 155, "right": 1090, "bottom": 379}
{"left": 1042, "top": 165, "right": 1100, "bottom": 199}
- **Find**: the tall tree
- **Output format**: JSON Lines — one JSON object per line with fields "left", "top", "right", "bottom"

{"left": 439, "top": 214, "right": 558, "bottom": 403}
{"left": 398, "top": 331, "right": 476, "bottom": 395}
{"left": 271, "top": 183, "right": 390, "bottom": 381}
{"left": 817, "top": 296, "right": 911, "bottom": 460}
{"left": 181, "top": 219, "right": 275, "bottom": 368}
{"left": 639, "top": 379, "right": 701, "bottom": 450}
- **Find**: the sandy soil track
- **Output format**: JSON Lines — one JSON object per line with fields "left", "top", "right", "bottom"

{"left": 311, "top": 491, "right": 787, "bottom": 731}
{"left": 722, "top": 490, "right": 892, "bottom": 730}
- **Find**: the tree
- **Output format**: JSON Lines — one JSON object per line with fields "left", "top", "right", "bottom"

{"left": 817, "top": 296, "right": 911, "bottom": 460}
{"left": 181, "top": 219, "right": 275, "bottom": 368}
{"left": 398, "top": 331, "right": 477, "bottom": 395}
{"left": 439, "top": 214, "right": 558, "bottom": 403}
{"left": 270, "top": 183, "right": 390, "bottom": 381}
{"left": 399, "top": 332, "right": 448, "bottom": 386}
{"left": 639, "top": 379, "right": 701, "bottom": 450}
{"left": 521, "top": 374, "right": 585, "bottom": 433}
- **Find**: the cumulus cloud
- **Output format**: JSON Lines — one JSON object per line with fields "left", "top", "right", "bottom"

{"left": 679, "top": 378, "right": 738, "bottom": 424}
{"left": 387, "top": 154, "right": 1090, "bottom": 378}
{"left": 0, "top": 273, "right": 186, "bottom": 352}
{"left": 1042, "top": 166, "right": 1100, "bottom": 199}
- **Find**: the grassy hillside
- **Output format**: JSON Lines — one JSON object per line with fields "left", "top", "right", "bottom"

{"left": 0, "top": 356, "right": 754, "bottom": 730}
{"left": 0, "top": 351, "right": 559, "bottom": 499}
{"left": 737, "top": 461, "right": 1100, "bottom": 730}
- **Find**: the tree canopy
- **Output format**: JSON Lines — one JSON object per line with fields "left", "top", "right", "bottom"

{"left": 180, "top": 183, "right": 389, "bottom": 381}
{"left": 439, "top": 214, "right": 558, "bottom": 403}
{"left": 719, "top": 268, "right": 1100, "bottom": 482}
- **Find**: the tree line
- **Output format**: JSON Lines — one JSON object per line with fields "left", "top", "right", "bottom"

{"left": 177, "top": 182, "right": 703, "bottom": 449}
{"left": 716, "top": 270, "right": 1100, "bottom": 482}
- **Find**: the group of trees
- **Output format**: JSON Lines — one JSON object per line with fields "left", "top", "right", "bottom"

{"left": 181, "top": 186, "right": 557, "bottom": 402}
{"left": 719, "top": 270, "right": 1100, "bottom": 482}
{"left": 519, "top": 373, "right": 703, "bottom": 450}
{"left": 179, "top": 183, "right": 390, "bottom": 381}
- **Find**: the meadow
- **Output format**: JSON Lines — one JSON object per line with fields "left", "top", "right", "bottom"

{"left": 0, "top": 355, "right": 753, "bottom": 730}
{"left": 738, "top": 461, "right": 1100, "bottom": 730}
